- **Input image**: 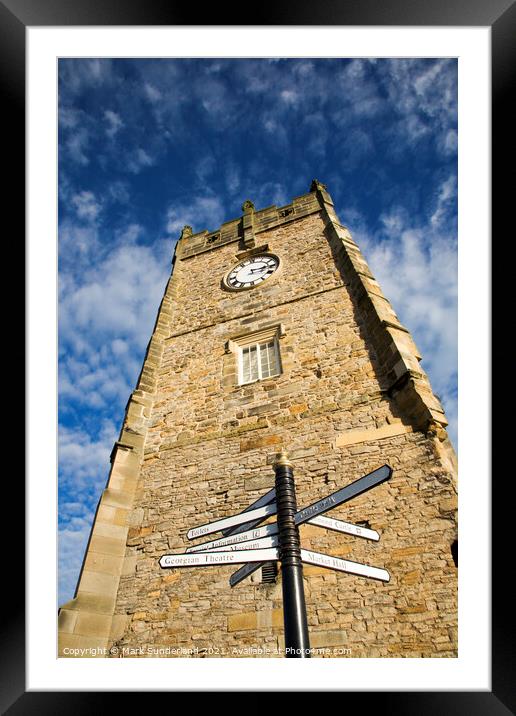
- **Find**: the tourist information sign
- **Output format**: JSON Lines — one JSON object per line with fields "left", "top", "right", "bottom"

{"left": 186, "top": 526, "right": 278, "bottom": 553}
{"left": 198, "top": 535, "right": 279, "bottom": 553}
{"left": 229, "top": 464, "right": 392, "bottom": 586}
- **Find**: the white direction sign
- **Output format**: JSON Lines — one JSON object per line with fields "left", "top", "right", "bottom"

{"left": 301, "top": 549, "right": 390, "bottom": 582}
{"left": 159, "top": 548, "right": 278, "bottom": 568}
{"left": 196, "top": 535, "right": 279, "bottom": 553}
{"left": 187, "top": 503, "right": 277, "bottom": 540}
{"left": 308, "top": 515, "right": 379, "bottom": 541}
{"left": 229, "top": 464, "right": 392, "bottom": 586}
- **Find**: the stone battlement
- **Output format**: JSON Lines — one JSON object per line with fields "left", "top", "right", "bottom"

{"left": 177, "top": 187, "right": 322, "bottom": 260}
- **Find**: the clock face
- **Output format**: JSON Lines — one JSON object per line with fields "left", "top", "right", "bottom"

{"left": 224, "top": 254, "right": 280, "bottom": 290}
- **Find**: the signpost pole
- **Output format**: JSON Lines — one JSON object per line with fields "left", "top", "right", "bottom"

{"left": 273, "top": 451, "right": 311, "bottom": 658}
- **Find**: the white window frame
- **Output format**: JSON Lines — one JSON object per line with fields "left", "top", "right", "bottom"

{"left": 227, "top": 325, "right": 284, "bottom": 386}
{"left": 238, "top": 338, "right": 281, "bottom": 385}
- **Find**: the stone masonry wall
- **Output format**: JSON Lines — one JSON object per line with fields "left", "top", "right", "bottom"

{"left": 58, "top": 183, "right": 457, "bottom": 657}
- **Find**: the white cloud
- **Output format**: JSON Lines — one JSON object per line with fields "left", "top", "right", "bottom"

{"left": 59, "top": 107, "right": 81, "bottom": 129}
{"left": 111, "top": 338, "right": 129, "bottom": 356}
{"left": 260, "top": 113, "right": 290, "bottom": 151}
{"left": 144, "top": 82, "right": 162, "bottom": 102}
{"left": 225, "top": 162, "right": 241, "bottom": 194}
{"left": 115, "top": 223, "right": 143, "bottom": 244}
{"left": 59, "top": 59, "right": 116, "bottom": 95}
{"left": 295, "top": 61, "right": 315, "bottom": 77}
{"left": 378, "top": 59, "right": 457, "bottom": 153}
{"left": 335, "top": 59, "right": 383, "bottom": 119}
{"left": 280, "top": 89, "right": 299, "bottom": 105}
{"left": 61, "top": 243, "right": 169, "bottom": 346}
{"left": 165, "top": 195, "right": 226, "bottom": 236}
{"left": 71, "top": 190, "right": 102, "bottom": 222}
{"left": 59, "top": 221, "right": 100, "bottom": 271}
{"left": 65, "top": 128, "right": 90, "bottom": 165}
{"left": 126, "top": 147, "right": 155, "bottom": 174}
{"left": 441, "top": 128, "right": 458, "bottom": 155}
{"left": 195, "top": 155, "right": 217, "bottom": 183}
{"left": 81, "top": 59, "right": 112, "bottom": 85}
{"left": 430, "top": 175, "right": 457, "bottom": 229}
{"left": 204, "top": 61, "right": 223, "bottom": 75}
{"left": 194, "top": 76, "right": 238, "bottom": 129}
{"left": 104, "top": 109, "right": 124, "bottom": 138}
{"left": 108, "top": 181, "right": 130, "bottom": 204}
{"left": 59, "top": 360, "right": 134, "bottom": 410}
{"left": 252, "top": 181, "right": 288, "bottom": 208}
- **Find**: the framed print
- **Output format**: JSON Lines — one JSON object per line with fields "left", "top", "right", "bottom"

{"left": 6, "top": 0, "right": 513, "bottom": 710}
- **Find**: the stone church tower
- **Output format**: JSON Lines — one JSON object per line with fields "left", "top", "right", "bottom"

{"left": 59, "top": 180, "right": 458, "bottom": 658}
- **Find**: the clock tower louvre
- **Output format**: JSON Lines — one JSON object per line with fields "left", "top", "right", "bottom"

{"left": 58, "top": 180, "right": 457, "bottom": 658}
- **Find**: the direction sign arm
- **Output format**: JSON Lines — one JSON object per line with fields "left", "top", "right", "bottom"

{"left": 293, "top": 464, "right": 392, "bottom": 527}
{"left": 160, "top": 548, "right": 279, "bottom": 568}
{"left": 307, "top": 515, "right": 380, "bottom": 541}
{"left": 229, "top": 561, "right": 264, "bottom": 587}
{"left": 187, "top": 503, "right": 277, "bottom": 540}
{"left": 300, "top": 548, "right": 390, "bottom": 582}
{"left": 221, "top": 487, "right": 276, "bottom": 537}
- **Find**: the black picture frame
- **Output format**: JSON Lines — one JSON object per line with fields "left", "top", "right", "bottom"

{"left": 8, "top": 0, "right": 512, "bottom": 710}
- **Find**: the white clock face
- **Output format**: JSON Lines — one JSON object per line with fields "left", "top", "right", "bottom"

{"left": 224, "top": 254, "right": 280, "bottom": 290}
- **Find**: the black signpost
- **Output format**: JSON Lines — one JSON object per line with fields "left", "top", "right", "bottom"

{"left": 273, "top": 451, "right": 311, "bottom": 658}
{"left": 159, "top": 454, "right": 393, "bottom": 658}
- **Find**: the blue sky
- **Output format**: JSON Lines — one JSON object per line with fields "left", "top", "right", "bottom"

{"left": 58, "top": 58, "right": 457, "bottom": 606}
